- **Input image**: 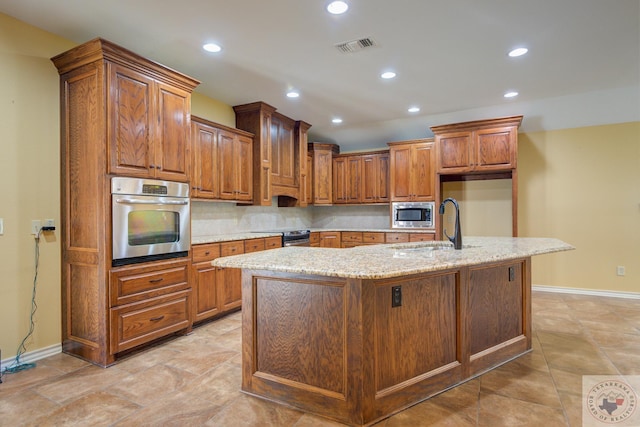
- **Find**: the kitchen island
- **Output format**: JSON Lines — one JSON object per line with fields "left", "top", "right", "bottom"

{"left": 213, "top": 237, "right": 573, "bottom": 426}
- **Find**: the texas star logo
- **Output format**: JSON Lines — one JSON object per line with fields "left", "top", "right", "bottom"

{"left": 587, "top": 380, "right": 637, "bottom": 424}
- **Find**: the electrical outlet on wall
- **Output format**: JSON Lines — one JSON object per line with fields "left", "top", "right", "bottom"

{"left": 31, "top": 220, "right": 41, "bottom": 235}
{"left": 0, "top": 218, "right": 4, "bottom": 235}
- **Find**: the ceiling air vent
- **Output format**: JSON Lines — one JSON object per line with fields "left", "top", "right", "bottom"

{"left": 334, "top": 37, "right": 378, "bottom": 54}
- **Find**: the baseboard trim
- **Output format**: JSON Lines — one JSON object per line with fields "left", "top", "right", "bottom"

{"left": 1, "top": 344, "right": 62, "bottom": 370}
{"left": 532, "top": 285, "right": 640, "bottom": 300}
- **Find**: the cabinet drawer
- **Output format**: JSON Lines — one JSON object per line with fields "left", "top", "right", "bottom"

{"left": 192, "top": 243, "right": 221, "bottom": 263}
{"left": 362, "top": 232, "right": 385, "bottom": 244}
{"left": 409, "top": 233, "right": 435, "bottom": 242}
{"left": 385, "top": 233, "right": 409, "bottom": 243}
{"left": 110, "top": 290, "right": 191, "bottom": 353}
{"left": 264, "top": 236, "right": 282, "bottom": 250}
{"left": 110, "top": 258, "right": 190, "bottom": 306}
{"left": 342, "top": 232, "right": 363, "bottom": 243}
{"left": 245, "top": 238, "right": 266, "bottom": 253}
{"left": 221, "top": 240, "right": 245, "bottom": 257}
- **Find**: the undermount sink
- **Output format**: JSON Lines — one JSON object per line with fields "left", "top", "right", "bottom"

{"left": 389, "top": 241, "right": 476, "bottom": 258}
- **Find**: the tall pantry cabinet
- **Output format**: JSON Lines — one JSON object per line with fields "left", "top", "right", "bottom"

{"left": 52, "top": 38, "right": 199, "bottom": 366}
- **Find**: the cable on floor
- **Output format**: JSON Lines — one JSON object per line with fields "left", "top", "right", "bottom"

{"left": 1, "top": 230, "right": 41, "bottom": 380}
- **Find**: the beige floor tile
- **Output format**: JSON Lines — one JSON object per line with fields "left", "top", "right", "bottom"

{"left": 204, "top": 393, "right": 305, "bottom": 426}
{"left": 478, "top": 392, "right": 568, "bottom": 426}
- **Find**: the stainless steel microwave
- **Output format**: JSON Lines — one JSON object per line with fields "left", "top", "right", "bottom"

{"left": 391, "top": 202, "right": 435, "bottom": 229}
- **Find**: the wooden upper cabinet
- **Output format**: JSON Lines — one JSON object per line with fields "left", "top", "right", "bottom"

{"left": 388, "top": 139, "right": 435, "bottom": 202}
{"left": 191, "top": 116, "right": 253, "bottom": 202}
{"left": 234, "top": 102, "right": 310, "bottom": 205}
{"left": 309, "top": 142, "right": 339, "bottom": 205}
{"left": 432, "top": 116, "right": 522, "bottom": 174}
{"left": 191, "top": 118, "right": 219, "bottom": 199}
{"left": 107, "top": 62, "right": 192, "bottom": 182}
{"left": 271, "top": 114, "right": 296, "bottom": 188}
{"left": 362, "top": 152, "right": 390, "bottom": 203}
{"left": 218, "top": 128, "right": 253, "bottom": 202}
{"left": 332, "top": 156, "right": 347, "bottom": 204}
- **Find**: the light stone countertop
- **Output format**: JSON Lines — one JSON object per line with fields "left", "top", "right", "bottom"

{"left": 211, "top": 236, "right": 574, "bottom": 279}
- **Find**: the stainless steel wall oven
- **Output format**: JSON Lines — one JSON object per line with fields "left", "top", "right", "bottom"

{"left": 111, "top": 177, "right": 190, "bottom": 266}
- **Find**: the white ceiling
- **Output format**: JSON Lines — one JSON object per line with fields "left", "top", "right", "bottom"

{"left": 2, "top": 0, "right": 639, "bottom": 151}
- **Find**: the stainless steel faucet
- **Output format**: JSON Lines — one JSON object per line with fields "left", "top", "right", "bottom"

{"left": 439, "top": 198, "right": 462, "bottom": 250}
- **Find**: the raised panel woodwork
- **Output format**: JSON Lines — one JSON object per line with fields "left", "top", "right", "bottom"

{"left": 191, "top": 119, "right": 218, "bottom": 199}
{"left": 218, "top": 130, "right": 236, "bottom": 200}
{"left": 254, "top": 276, "right": 346, "bottom": 394}
{"left": 309, "top": 143, "right": 339, "bottom": 205}
{"left": 219, "top": 241, "right": 245, "bottom": 311}
{"left": 319, "top": 231, "right": 341, "bottom": 248}
{"left": 110, "top": 290, "right": 191, "bottom": 353}
{"left": 362, "top": 153, "right": 390, "bottom": 203}
{"left": 436, "top": 132, "right": 472, "bottom": 172}
{"left": 245, "top": 238, "right": 266, "bottom": 253}
{"left": 475, "top": 126, "right": 516, "bottom": 169}
{"left": 346, "top": 156, "right": 362, "bottom": 203}
{"left": 309, "top": 232, "right": 320, "bottom": 247}
{"left": 374, "top": 274, "right": 458, "bottom": 391}
{"left": 193, "top": 262, "right": 220, "bottom": 322}
{"left": 109, "top": 258, "right": 190, "bottom": 306}
{"left": 155, "top": 82, "right": 191, "bottom": 181}
{"left": 108, "top": 63, "right": 153, "bottom": 176}
{"left": 235, "top": 134, "right": 254, "bottom": 201}
{"left": 469, "top": 261, "right": 523, "bottom": 355}
{"left": 271, "top": 114, "right": 296, "bottom": 187}
{"left": 389, "top": 140, "right": 434, "bottom": 202}
{"left": 362, "top": 232, "right": 385, "bottom": 244}
{"left": 332, "top": 156, "right": 347, "bottom": 204}
{"left": 265, "top": 236, "right": 282, "bottom": 250}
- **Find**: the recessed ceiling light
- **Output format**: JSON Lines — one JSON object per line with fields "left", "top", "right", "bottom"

{"left": 504, "top": 91, "right": 519, "bottom": 98}
{"left": 508, "top": 47, "right": 528, "bottom": 57}
{"left": 203, "top": 43, "right": 222, "bottom": 53}
{"left": 408, "top": 106, "right": 420, "bottom": 113}
{"left": 332, "top": 117, "right": 343, "bottom": 124}
{"left": 286, "top": 91, "right": 300, "bottom": 98}
{"left": 381, "top": 71, "right": 396, "bottom": 79}
{"left": 327, "top": 1, "right": 349, "bottom": 14}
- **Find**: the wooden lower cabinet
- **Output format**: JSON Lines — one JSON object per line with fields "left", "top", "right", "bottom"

{"left": 310, "top": 232, "right": 320, "bottom": 247}
{"left": 319, "top": 231, "right": 341, "bottom": 248}
{"left": 192, "top": 237, "right": 282, "bottom": 323}
{"left": 409, "top": 233, "right": 435, "bottom": 242}
{"left": 109, "top": 258, "right": 192, "bottom": 355}
{"left": 240, "top": 257, "right": 531, "bottom": 426}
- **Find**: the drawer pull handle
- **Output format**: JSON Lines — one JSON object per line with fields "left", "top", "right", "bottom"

{"left": 204, "top": 251, "right": 210, "bottom": 255}
{"left": 150, "top": 315, "right": 165, "bottom": 322}
{"left": 149, "top": 278, "right": 164, "bottom": 284}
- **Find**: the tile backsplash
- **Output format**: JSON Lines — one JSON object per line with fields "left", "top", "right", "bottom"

{"left": 191, "top": 200, "right": 390, "bottom": 236}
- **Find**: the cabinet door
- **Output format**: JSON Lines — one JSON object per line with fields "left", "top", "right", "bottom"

{"left": 219, "top": 241, "right": 244, "bottom": 311}
{"left": 475, "top": 126, "right": 517, "bottom": 171}
{"left": 155, "top": 82, "right": 191, "bottom": 182}
{"left": 389, "top": 145, "right": 412, "bottom": 202}
{"left": 346, "top": 156, "right": 362, "bottom": 203}
{"left": 319, "top": 232, "right": 341, "bottom": 248}
{"left": 192, "top": 262, "right": 220, "bottom": 322}
{"left": 412, "top": 143, "right": 435, "bottom": 201}
{"left": 235, "top": 134, "right": 254, "bottom": 201}
{"left": 218, "top": 130, "right": 237, "bottom": 200}
{"left": 271, "top": 115, "right": 296, "bottom": 187}
{"left": 332, "top": 157, "right": 347, "bottom": 204}
{"left": 377, "top": 153, "right": 390, "bottom": 202}
{"left": 108, "top": 63, "right": 154, "bottom": 177}
{"left": 363, "top": 153, "right": 390, "bottom": 203}
{"left": 436, "top": 131, "right": 473, "bottom": 173}
{"left": 191, "top": 121, "right": 218, "bottom": 199}
{"left": 313, "top": 150, "right": 333, "bottom": 205}
{"left": 304, "top": 154, "right": 313, "bottom": 205}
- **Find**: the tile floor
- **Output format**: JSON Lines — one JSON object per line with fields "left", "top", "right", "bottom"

{"left": 1, "top": 291, "right": 638, "bottom": 426}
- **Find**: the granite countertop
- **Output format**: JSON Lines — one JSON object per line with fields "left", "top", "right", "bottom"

{"left": 211, "top": 236, "right": 574, "bottom": 279}
{"left": 191, "top": 228, "right": 435, "bottom": 245}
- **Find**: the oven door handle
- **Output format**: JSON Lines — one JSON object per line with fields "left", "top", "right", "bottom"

{"left": 115, "top": 198, "right": 189, "bottom": 205}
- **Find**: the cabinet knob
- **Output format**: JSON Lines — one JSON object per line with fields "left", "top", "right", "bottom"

{"left": 204, "top": 251, "right": 210, "bottom": 255}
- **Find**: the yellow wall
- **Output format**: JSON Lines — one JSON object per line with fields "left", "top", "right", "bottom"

{"left": 1, "top": 12, "right": 638, "bottom": 362}
{"left": 0, "top": 14, "right": 74, "bottom": 361}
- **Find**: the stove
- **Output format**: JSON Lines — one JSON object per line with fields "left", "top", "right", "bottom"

{"left": 258, "top": 229, "right": 311, "bottom": 247}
